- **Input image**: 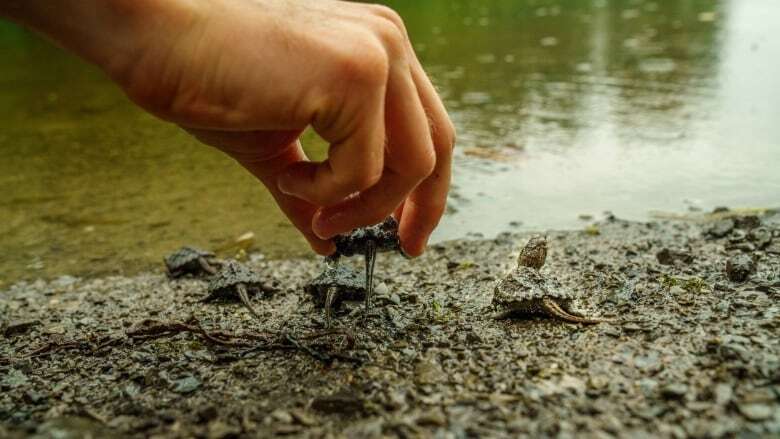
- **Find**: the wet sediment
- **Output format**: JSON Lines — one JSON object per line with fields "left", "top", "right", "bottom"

{"left": 1, "top": 214, "right": 779, "bottom": 437}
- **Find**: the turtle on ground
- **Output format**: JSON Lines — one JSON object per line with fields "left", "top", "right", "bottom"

{"left": 304, "top": 265, "right": 367, "bottom": 327}
{"left": 492, "top": 236, "right": 613, "bottom": 324}
{"left": 203, "top": 260, "right": 276, "bottom": 322}
{"left": 327, "top": 217, "right": 402, "bottom": 315}
{"left": 164, "top": 246, "right": 221, "bottom": 278}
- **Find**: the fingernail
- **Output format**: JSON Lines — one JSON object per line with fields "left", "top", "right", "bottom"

{"left": 312, "top": 212, "right": 336, "bottom": 240}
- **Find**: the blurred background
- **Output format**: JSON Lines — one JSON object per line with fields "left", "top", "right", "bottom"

{"left": 1, "top": 0, "right": 779, "bottom": 284}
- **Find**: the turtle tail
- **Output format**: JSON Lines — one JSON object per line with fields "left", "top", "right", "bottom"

{"left": 541, "top": 298, "right": 614, "bottom": 324}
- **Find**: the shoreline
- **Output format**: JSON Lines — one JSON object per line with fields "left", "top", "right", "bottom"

{"left": 2, "top": 213, "right": 779, "bottom": 437}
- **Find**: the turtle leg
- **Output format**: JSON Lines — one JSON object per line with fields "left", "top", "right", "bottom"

{"left": 236, "top": 283, "right": 263, "bottom": 322}
{"left": 324, "top": 286, "right": 337, "bottom": 329}
{"left": 541, "top": 298, "right": 614, "bottom": 324}
{"left": 197, "top": 257, "right": 218, "bottom": 275}
{"left": 363, "top": 239, "right": 377, "bottom": 317}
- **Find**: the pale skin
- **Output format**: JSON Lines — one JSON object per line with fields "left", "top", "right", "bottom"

{"left": 1, "top": 0, "right": 455, "bottom": 257}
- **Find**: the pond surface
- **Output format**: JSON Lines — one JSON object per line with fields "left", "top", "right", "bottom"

{"left": 1, "top": 0, "right": 779, "bottom": 284}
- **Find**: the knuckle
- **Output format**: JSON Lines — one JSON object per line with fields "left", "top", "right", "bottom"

{"left": 370, "top": 5, "right": 408, "bottom": 35}
{"left": 373, "top": 19, "right": 407, "bottom": 55}
{"left": 335, "top": 42, "right": 389, "bottom": 86}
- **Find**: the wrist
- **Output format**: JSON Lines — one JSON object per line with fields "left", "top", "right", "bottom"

{"left": 1, "top": 0, "right": 203, "bottom": 79}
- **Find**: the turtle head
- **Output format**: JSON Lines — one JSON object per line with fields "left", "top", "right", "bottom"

{"left": 518, "top": 235, "right": 548, "bottom": 269}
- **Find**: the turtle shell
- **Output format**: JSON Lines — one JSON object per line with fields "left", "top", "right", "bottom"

{"left": 334, "top": 217, "right": 401, "bottom": 257}
{"left": 207, "top": 260, "right": 267, "bottom": 298}
{"left": 164, "top": 246, "right": 214, "bottom": 270}
{"left": 305, "top": 265, "right": 366, "bottom": 308}
{"left": 492, "top": 266, "right": 573, "bottom": 307}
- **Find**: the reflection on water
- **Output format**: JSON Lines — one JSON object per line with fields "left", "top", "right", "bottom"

{"left": 1, "top": 0, "right": 779, "bottom": 283}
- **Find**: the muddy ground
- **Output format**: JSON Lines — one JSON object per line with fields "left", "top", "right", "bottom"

{"left": 1, "top": 212, "right": 779, "bottom": 438}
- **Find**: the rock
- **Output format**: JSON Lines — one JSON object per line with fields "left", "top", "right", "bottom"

{"left": 416, "top": 408, "right": 447, "bottom": 427}
{"left": 656, "top": 249, "right": 693, "bottom": 265}
{"left": 660, "top": 383, "right": 688, "bottom": 400}
{"left": 765, "top": 242, "right": 780, "bottom": 255}
{"left": 290, "top": 409, "right": 318, "bottom": 427}
{"left": 726, "top": 254, "right": 755, "bottom": 282}
{"left": 172, "top": 376, "right": 201, "bottom": 394}
{"left": 310, "top": 394, "right": 364, "bottom": 414}
{"left": 734, "top": 215, "right": 761, "bottom": 230}
{"left": 714, "top": 384, "right": 733, "bottom": 405}
{"left": 415, "top": 359, "right": 447, "bottom": 385}
{"left": 748, "top": 227, "right": 773, "bottom": 249}
{"left": 707, "top": 219, "right": 735, "bottom": 238}
{"left": 270, "top": 409, "right": 293, "bottom": 424}
{"left": 738, "top": 403, "right": 774, "bottom": 421}
{"left": 2, "top": 320, "right": 39, "bottom": 338}
{"left": 207, "top": 420, "right": 241, "bottom": 439}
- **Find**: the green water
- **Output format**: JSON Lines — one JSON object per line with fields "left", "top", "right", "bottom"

{"left": 2, "top": 0, "right": 780, "bottom": 285}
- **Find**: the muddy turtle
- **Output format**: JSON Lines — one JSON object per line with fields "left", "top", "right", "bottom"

{"left": 305, "top": 265, "right": 367, "bottom": 327}
{"left": 204, "top": 260, "right": 275, "bottom": 321}
{"left": 164, "top": 246, "right": 220, "bottom": 278}
{"left": 493, "top": 236, "right": 612, "bottom": 324}
{"left": 329, "top": 217, "right": 402, "bottom": 315}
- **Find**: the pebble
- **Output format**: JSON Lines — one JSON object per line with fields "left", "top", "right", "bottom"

{"left": 172, "top": 376, "right": 201, "bottom": 394}
{"left": 708, "top": 219, "right": 735, "bottom": 238}
{"left": 416, "top": 408, "right": 447, "bottom": 427}
{"left": 726, "top": 254, "right": 755, "bottom": 282}
{"left": 738, "top": 403, "right": 774, "bottom": 421}
{"left": 415, "top": 359, "right": 447, "bottom": 385}
{"left": 660, "top": 383, "right": 688, "bottom": 400}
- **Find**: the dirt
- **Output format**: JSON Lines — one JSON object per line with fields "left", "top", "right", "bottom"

{"left": 1, "top": 213, "right": 779, "bottom": 438}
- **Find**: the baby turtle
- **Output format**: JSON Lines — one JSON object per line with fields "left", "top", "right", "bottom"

{"left": 493, "top": 236, "right": 612, "bottom": 324}
{"left": 304, "top": 265, "right": 367, "bottom": 327}
{"left": 329, "top": 217, "right": 402, "bottom": 315}
{"left": 164, "top": 246, "right": 220, "bottom": 278}
{"left": 204, "top": 260, "right": 275, "bottom": 322}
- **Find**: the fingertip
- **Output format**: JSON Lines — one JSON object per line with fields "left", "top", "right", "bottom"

{"left": 400, "top": 235, "right": 428, "bottom": 258}
{"left": 308, "top": 236, "right": 336, "bottom": 256}
{"left": 312, "top": 208, "right": 340, "bottom": 240}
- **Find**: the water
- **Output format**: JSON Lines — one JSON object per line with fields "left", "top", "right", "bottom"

{"left": 1, "top": 0, "right": 779, "bottom": 284}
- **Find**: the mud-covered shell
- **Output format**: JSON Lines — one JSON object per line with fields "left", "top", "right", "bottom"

{"left": 334, "top": 217, "right": 401, "bottom": 257}
{"left": 492, "top": 266, "right": 573, "bottom": 307}
{"left": 206, "top": 260, "right": 269, "bottom": 298}
{"left": 305, "top": 265, "right": 366, "bottom": 308}
{"left": 164, "top": 246, "right": 214, "bottom": 270}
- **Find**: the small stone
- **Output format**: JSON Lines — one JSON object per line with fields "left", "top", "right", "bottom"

{"left": 656, "top": 249, "right": 693, "bottom": 265}
{"left": 660, "top": 383, "right": 688, "bottom": 400}
{"left": 172, "top": 376, "right": 200, "bottom": 394}
{"left": 3, "top": 320, "right": 39, "bottom": 337}
{"left": 734, "top": 215, "right": 761, "bottom": 230}
{"left": 416, "top": 408, "right": 447, "bottom": 427}
{"left": 708, "top": 219, "right": 735, "bottom": 238}
{"left": 738, "top": 403, "right": 773, "bottom": 421}
{"left": 207, "top": 420, "right": 241, "bottom": 439}
{"left": 310, "top": 394, "right": 364, "bottom": 414}
{"left": 726, "top": 254, "right": 755, "bottom": 282}
{"left": 748, "top": 227, "right": 772, "bottom": 249}
{"left": 290, "top": 409, "right": 317, "bottom": 426}
{"left": 714, "top": 383, "right": 733, "bottom": 405}
{"left": 270, "top": 409, "right": 293, "bottom": 424}
{"left": 415, "top": 359, "right": 447, "bottom": 385}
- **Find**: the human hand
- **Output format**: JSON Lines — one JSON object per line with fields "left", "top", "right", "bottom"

{"left": 2, "top": 0, "right": 455, "bottom": 256}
